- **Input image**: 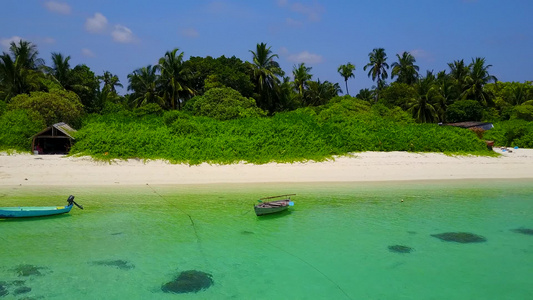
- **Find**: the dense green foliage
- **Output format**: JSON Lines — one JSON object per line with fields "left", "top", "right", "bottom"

{"left": 445, "top": 100, "right": 484, "bottom": 122}
{"left": 0, "top": 109, "right": 45, "bottom": 151}
{"left": 1, "top": 40, "right": 531, "bottom": 161}
{"left": 184, "top": 87, "right": 266, "bottom": 120}
{"left": 484, "top": 120, "right": 533, "bottom": 148}
{"left": 512, "top": 105, "right": 533, "bottom": 121}
{"left": 186, "top": 56, "right": 255, "bottom": 98}
{"left": 69, "top": 103, "right": 490, "bottom": 165}
{"left": 8, "top": 90, "right": 84, "bottom": 126}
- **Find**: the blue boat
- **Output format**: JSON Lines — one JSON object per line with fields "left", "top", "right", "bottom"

{"left": 0, "top": 195, "right": 83, "bottom": 218}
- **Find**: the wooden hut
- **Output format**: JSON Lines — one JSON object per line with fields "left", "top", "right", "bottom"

{"left": 443, "top": 121, "right": 494, "bottom": 131}
{"left": 32, "top": 122, "right": 77, "bottom": 154}
{"left": 441, "top": 121, "right": 495, "bottom": 150}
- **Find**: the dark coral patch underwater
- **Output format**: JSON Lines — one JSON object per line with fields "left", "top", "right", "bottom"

{"left": 13, "top": 286, "right": 31, "bottom": 295}
{"left": 511, "top": 228, "right": 533, "bottom": 235}
{"left": 388, "top": 245, "right": 413, "bottom": 253}
{"left": 90, "top": 259, "right": 135, "bottom": 270}
{"left": 0, "top": 283, "right": 7, "bottom": 297}
{"left": 0, "top": 280, "right": 31, "bottom": 298}
{"left": 10, "top": 265, "right": 49, "bottom": 277}
{"left": 161, "top": 270, "right": 214, "bottom": 294}
{"left": 431, "top": 232, "right": 486, "bottom": 243}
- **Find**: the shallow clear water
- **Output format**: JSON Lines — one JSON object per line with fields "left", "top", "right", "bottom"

{"left": 1, "top": 180, "right": 532, "bottom": 299}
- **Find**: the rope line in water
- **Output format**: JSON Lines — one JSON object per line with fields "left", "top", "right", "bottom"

{"left": 261, "top": 240, "right": 352, "bottom": 300}
{"left": 145, "top": 184, "right": 200, "bottom": 242}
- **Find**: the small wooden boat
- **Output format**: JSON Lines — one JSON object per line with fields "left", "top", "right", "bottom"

{"left": 254, "top": 194, "right": 295, "bottom": 216}
{"left": 0, "top": 195, "right": 83, "bottom": 218}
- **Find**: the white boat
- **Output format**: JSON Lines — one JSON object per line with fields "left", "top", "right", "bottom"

{"left": 254, "top": 194, "right": 295, "bottom": 216}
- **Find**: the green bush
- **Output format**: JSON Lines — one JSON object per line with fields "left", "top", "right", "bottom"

{"left": 133, "top": 103, "right": 163, "bottom": 117}
{"left": 0, "top": 100, "right": 6, "bottom": 116}
{"left": 446, "top": 100, "right": 484, "bottom": 122}
{"left": 513, "top": 105, "right": 533, "bottom": 121}
{"left": 482, "top": 107, "right": 500, "bottom": 122}
{"left": 316, "top": 96, "right": 371, "bottom": 122}
{"left": 102, "top": 101, "right": 128, "bottom": 115}
{"left": 184, "top": 87, "right": 266, "bottom": 120}
{"left": 8, "top": 90, "right": 84, "bottom": 126}
{"left": 162, "top": 110, "right": 191, "bottom": 125}
{"left": 484, "top": 120, "right": 533, "bottom": 148}
{"left": 70, "top": 106, "right": 491, "bottom": 164}
{"left": 0, "top": 109, "right": 45, "bottom": 151}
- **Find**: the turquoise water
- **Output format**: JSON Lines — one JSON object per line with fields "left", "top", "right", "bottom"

{"left": 1, "top": 180, "right": 532, "bottom": 299}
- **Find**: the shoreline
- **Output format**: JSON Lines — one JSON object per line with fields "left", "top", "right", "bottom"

{"left": 1, "top": 149, "right": 532, "bottom": 187}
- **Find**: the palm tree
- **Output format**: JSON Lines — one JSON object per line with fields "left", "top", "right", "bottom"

{"left": 249, "top": 43, "right": 284, "bottom": 112}
{"left": 462, "top": 57, "right": 497, "bottom": 106}
{"left": 292, "top": 63, "right": 312, "bottom": 96}
{"left": 408, "top": 73, "right": 440, "bottom": 123}
{"left": 9, "top": 40, "right": 45, "bottom": 70}
{"left": 48, "top": 52, "right": 71, "bottom": 88}
{"left": 127, "top": 65, "right": 164, "bottom": 108}
{"left": 274, "top": 76, "right": 299, "bottom": 111}
{"left": 391, "top": 52, "right": 419, "bottom": 85}
{"left": 98, "top": 71, "right": 123, "bottom": 94}
{"left": 434, "top": 71, "right": 456, "bottom": 121}
{"left": 447, "top": 59, "right": 469, "bottom": 97}
{"left": 337, "top": 63, "right": 355, "bottom": 95}
{"left": 356, "top": 88, "right": 374, "bottom": 102}
{"left": 508, "top": 83, "right": 530, "bottom": 106}
{"left": 0, "top": 40, "right": 45, "bottom": 99}
{"left": 304, "top": 79, "right": 341, "bottom": 106}
{"left": 363, "top": 48, "right": 389, "bottom": 101}
{"left": 158, "top": 48, "right": 194, "bottom": 110}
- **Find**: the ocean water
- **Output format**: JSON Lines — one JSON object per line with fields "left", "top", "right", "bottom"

{"left": 1, "top": 180, "right": 532, "bottom": 300}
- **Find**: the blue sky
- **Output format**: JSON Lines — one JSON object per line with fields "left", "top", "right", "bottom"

{"left": 2, "top": 0, "right": 532, "bottom": 95}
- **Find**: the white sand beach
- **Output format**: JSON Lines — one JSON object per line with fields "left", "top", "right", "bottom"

{"left": 1, "top": 149, "right": 532, "bottom": 187}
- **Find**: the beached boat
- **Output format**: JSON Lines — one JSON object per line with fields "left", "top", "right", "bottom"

{"left": 0, "top": 195, "right": 83, "bottom": 218}
{"left": 254, "top": 194, "right": 295, "bottom": 216}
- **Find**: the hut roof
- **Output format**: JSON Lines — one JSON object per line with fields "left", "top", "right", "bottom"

{"left": 33, "top": 122, "right": 77, "bottom": 139}
{"left": 443, "top": 122, "right": 493, "bottom": 130}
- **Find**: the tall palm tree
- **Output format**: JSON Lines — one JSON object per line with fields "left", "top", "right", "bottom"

{"left": 0, "top": 40, "right": 45, "bottom": 99}
{"left": 508, "top": 83, "right": 530, "bottom": 106}
{"left": 274, "top": 76, "right": 299, "bottom": 111}
{"left": 249, "top": 42, "right": 284, "bottom": 112}
{"left": 48, "top": 52, "right": 71, "bottom": 88}
{"left": 434, "top": 71, "right": 456, "bottom": 121}
{"left": 363, "top": 48, "right": 389, "bottom": 101}
{"left": 337, "top": 62, "right": 355, "bottom": 95}
{"left": 356, "top": 88, "right": 374, "bottom": 102}
{"left": 447, "top": 59, "right": 469, "bottom": 97}
{"left": 127, "top": 65, "right": 164, "bottom": 108}
{"left": 408, "top": 74, "right": 440, "bottom": 123}
{"left": 462, "top": 57, "right": 497, "bottom": 106}
{"left": 9, "top": 40, "right": 45, "bottom": 70}
{"left": 304, "top": 79, "right": 341, "bottom": 106}
{"left": 158, "top": 48, "right": 194, "bottom": 110}
{"left": 98, "top": 71, "right": 123, "bottom": 93}
{"left": 391, "top": 52, "right": 419, "bottom": 85}
{"left": 292, "top": 63, "right": 312, "bottom": 96}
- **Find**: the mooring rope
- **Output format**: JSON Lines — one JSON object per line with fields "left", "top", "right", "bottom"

{"left": 260, "top": 239, "right": 352, "bottom": 300}
{"left": 146, "top": 184, "right": 202, "bottom": 247}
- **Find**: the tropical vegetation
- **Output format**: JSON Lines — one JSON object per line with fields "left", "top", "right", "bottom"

{"left": 1, "top": 40, "right": 532, "bottom": 160}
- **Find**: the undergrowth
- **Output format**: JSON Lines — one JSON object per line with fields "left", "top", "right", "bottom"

{"left": 69, "top": 108, "right": 491, "bottom": 164}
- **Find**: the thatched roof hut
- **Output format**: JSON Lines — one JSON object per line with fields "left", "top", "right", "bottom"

{"left": 32, "top": 122, "right": 77, "bottom": 154}
{"left": 443, "top": 121, "right": 494, "bottom": 131}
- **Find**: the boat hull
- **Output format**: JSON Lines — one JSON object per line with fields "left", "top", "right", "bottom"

{"left": 254, "top": 199, "right": 290, "bottom": 216}
{"left": 0, "top": 204, "right": 73, "bottom": 218}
